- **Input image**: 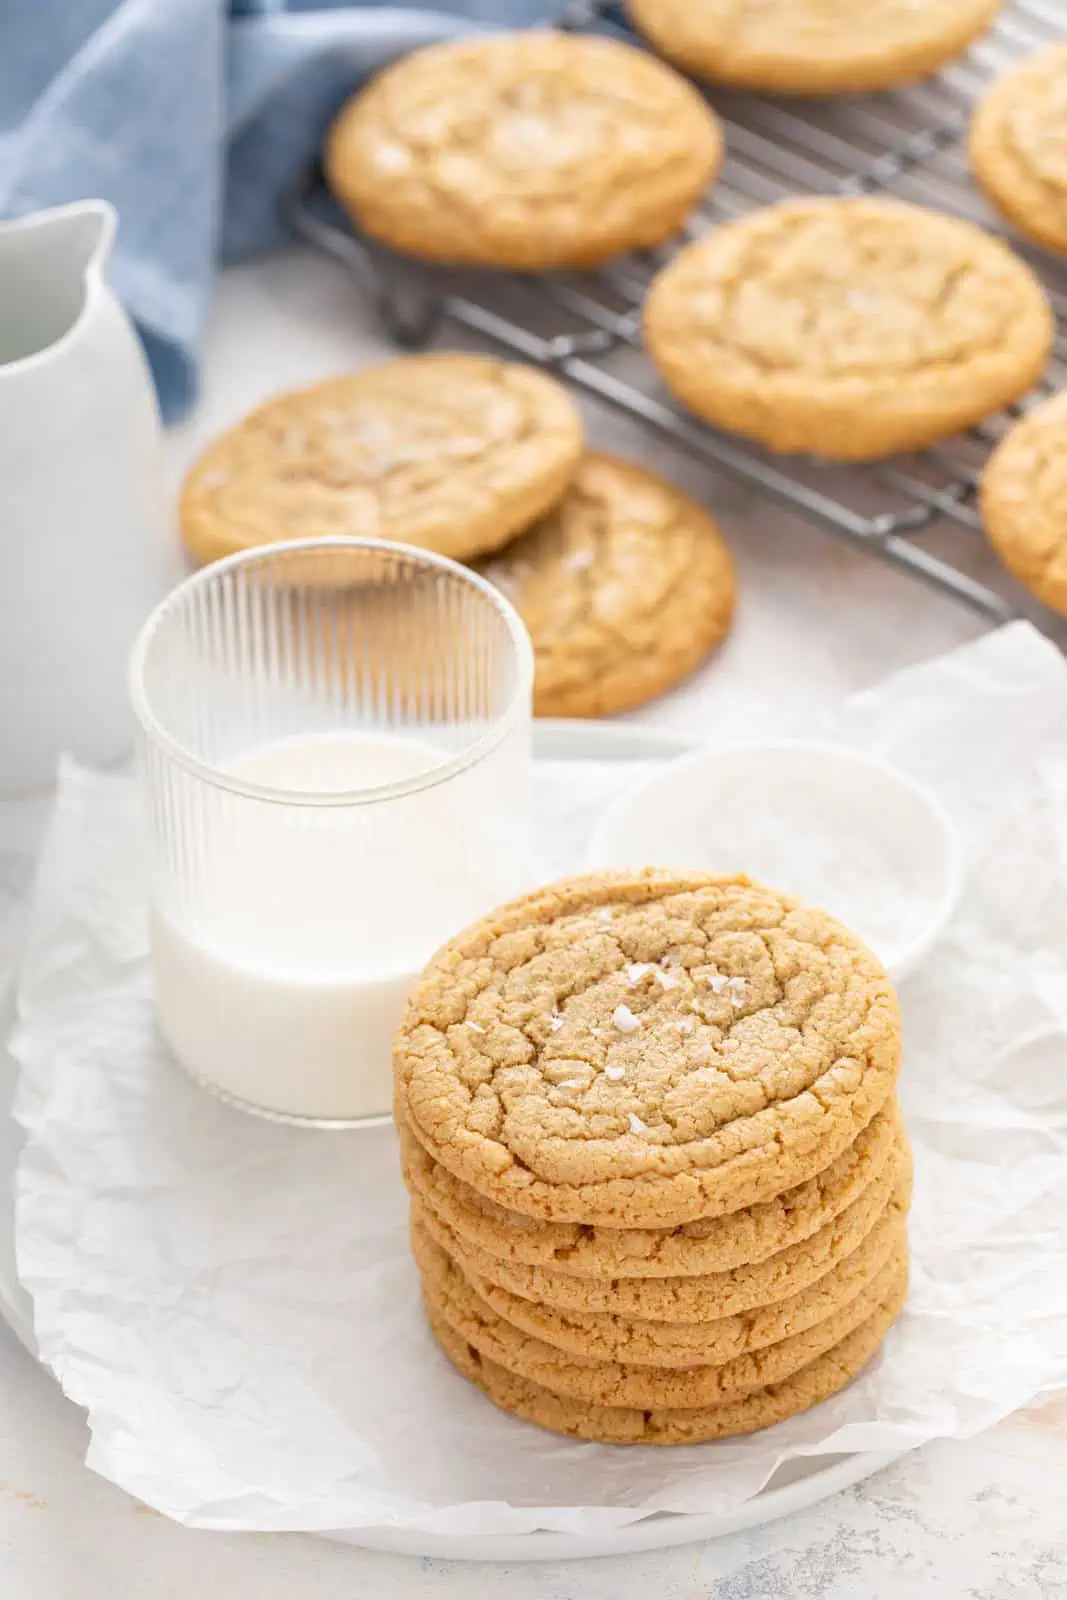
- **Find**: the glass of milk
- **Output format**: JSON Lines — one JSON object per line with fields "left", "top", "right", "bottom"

{"left": 130, "top": 538, "right": 534, "bottom": 1126}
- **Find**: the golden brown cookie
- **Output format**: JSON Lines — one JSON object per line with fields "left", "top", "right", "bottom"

{"left": 417, "top": 1185, "right": 907, "bottom": 1368}
{"left": 971, "top": 43, "right": 1067, "bottom": 255}
{"left": 980, "top": 390, "right": 1067, "bottom": 613}
{"left": 394, "top": 870, "right": 902, "bottom": 1229}
{"left": 427, "top": 1276, "right": 905, "bottom": 1443}
{"left": 398, "top": 1102, "right": 901, "bottom": 1279}
{"left": 179, "top": 354, "right": 583, "bottom": 567}
{"left": 643, "top": 198, "right": 1053, "bottom": 461}
{"left": 411, "top": 1135, "right": 911, "bottom": 1323}
{"left": 627, "top": 0, "right": 1001, "bottom": 96}
{"left": 416, "top": 1220, "right": 907, "bottom": 1408}
{"left": 479, "top": 453, "right": 735, "bottom": 718}
{"left": 325, "top": 31, "right": 722, "bottom": 270}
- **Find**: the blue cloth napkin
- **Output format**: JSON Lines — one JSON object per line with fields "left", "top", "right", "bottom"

{"left": 0, "top": 1, "right": 552, "bottom": 420}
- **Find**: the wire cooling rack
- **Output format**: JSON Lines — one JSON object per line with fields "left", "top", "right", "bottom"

{"left": 288, "top": 0, "right": 1067, "bottom": 634}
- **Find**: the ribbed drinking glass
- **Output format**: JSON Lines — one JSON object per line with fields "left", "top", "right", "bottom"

{"left": 130, "top": 537, "right": 534, "bottom": 1126}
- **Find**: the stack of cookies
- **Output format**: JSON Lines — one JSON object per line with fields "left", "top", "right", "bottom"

{"left": 394, "top": 869, "right": 910, "bottom": 1445}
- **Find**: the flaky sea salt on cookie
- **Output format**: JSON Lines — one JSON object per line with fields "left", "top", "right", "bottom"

{"left": 394, "top": 870, "right": 902, "bottom": 1229}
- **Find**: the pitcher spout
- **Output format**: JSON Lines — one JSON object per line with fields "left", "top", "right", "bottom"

{"left": 8, "top": 198, "right": 114, "bottom": 276}
{"left": 0, "top": 200, "right": 117, "bottom": 369}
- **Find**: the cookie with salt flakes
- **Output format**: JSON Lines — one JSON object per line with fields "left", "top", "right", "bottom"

{"left": 394, "top": 869, "right": 902, "bottom": 1229}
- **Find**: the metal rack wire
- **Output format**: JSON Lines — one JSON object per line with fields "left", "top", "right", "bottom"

{"left": 288, "top": 0, "right": 1067, "bottom": 635}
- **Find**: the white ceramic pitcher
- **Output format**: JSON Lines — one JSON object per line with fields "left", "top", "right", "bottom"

{"left": 0, "top": 201, "right": 177, "bottom": 792}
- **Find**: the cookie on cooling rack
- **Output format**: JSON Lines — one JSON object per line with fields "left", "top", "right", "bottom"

{"left": 479, "top": 453, "right": 735, "bottom": 717}
{"left": 626, "top": 0, "right": 1001, "bottom": 95}
{"left": 970, "top": 42, "right": 1067, "bottom": 255}
{"left": 980, "top": 390, "right": 1067, "bottom": 615}
{"left": 323, "top": 31, "right": 722, "bottom": 270}
{"left": 179, "top": 353, "right": 583, "bottom": 567}
{"left": 643, "top": 197, "right": 1053, "bottom": 461}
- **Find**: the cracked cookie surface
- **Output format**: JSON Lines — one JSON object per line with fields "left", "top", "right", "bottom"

{"left": 627, "top": 0, "right": 1000, "bottom": 95}
{"left": 643, "top": 198, "right": 1052, "bottom": 461}
{"left": 416, "top": 1220, "right": 907, "bottom": 1408}
{"left": 971, "top": 43, "right": 1067, "bottom": 255}
{"left": 179, "top": 354, "right": 583, "bottom": 566}
{"left": 410, "top": 1133, "right": 910, "bottom": 1322}
{"left": 479, "top": 453, "right": 735, "bottom": 717}
{"left": 427, "top": 1275, "right": 906, "bottom": 1443}
{"left": 394, "top": 870, "right": 902, "bottom": 1228}
{"left": 325, "top": 31, "right": 723, "bottom": 269}
{"left": 399, "top": 1101, "right": 900, "bottom": 1278}
{"left": 980, "top": 391, "right": 1067, "bottom": 614}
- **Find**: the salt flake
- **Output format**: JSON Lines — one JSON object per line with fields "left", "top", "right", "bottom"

{"left": 708, "top": 974, "right": 728, "bottom": 994}
{"left": 561, "top": 548, "right": 594, "bottom": 573}
{"left": 654, "top": 968, "right": 681, "bottom": 990}
{"left": 374, "top": 142, "right": 413, "bottom": 176}
{"left": 728, "top": 977, "right": 747, "bottom": 1007}
{"left": 626, "top": 963, "right": 653, "bottom": 986}
{"left": 627, "top": 1113, "right": 648, "bottom": 1134}
{"left": 549, "top": 1014, "right": 564, "bottom": 1032}
{"left": 465, "top": 1020, "right": 486, "bottom": 1034}
{"left": 604, "top": 1065, "right": 626, "bottom": 1081}
{"left": 612, "top": 1004, "right": 641, "bottom": 1033}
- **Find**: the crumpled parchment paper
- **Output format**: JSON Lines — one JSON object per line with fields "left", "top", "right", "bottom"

{"left": 9, "top": 621, "right": 1067, "bottom": 1535}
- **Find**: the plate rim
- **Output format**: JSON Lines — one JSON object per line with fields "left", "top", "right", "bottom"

{"left": 318, "top": 1449, "right": 904, "bottom": 1562}
{"left": 0, "top": 722, "right": 906, "bottom": 1561}
{"left": 533, "top": 717, "right": 694, "bottom": 763}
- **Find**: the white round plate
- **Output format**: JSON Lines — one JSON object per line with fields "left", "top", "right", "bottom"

{"left": 0, "top": 720, "right": 901, "bottom": 1562}
{"left": 323, "top": 1447, "right": 901, "bottom": 1561}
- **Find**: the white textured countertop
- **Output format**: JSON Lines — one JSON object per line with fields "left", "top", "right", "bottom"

{"left": 3, "top": 246, "right": 1065, "bottom": 1598}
